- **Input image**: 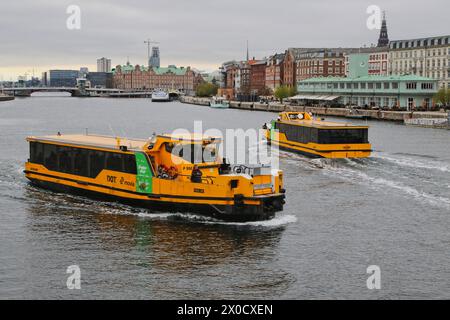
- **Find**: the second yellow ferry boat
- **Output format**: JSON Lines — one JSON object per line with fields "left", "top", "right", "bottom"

{"left": 24, "top": 133, "right": 285, "bottom": 221}
{"left": 264, "top": 111, "right": 372, "bottom": 158}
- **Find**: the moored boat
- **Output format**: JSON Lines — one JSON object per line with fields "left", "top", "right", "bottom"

{"left": 151, "top": 90, "right": 170, "bottom": 102}
{"left": 24, "top": 133, "right": 285, "bottom": 221}
{"left": 0, "top": 93, "right": 15, "bottom": 102}
{"left": 209, "top": 96, "right": 229, "bottom": 108}
{"left": 263, "top": 111, "right": 372, "bottom": 158}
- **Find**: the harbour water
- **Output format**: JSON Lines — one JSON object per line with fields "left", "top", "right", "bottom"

{"left": 1, "top": 95, "right": 450, "bottom": 299}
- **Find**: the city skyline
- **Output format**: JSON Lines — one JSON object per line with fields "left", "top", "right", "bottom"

{"left": 0, "top": 0, "right": 449, "bottom": 80}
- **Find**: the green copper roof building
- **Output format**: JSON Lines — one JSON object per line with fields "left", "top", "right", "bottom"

{"left": 112, "top": 64, "right": 188, "bottom": 75}
{"left": 296, "top": 74, "right": 438, "bottom": 110}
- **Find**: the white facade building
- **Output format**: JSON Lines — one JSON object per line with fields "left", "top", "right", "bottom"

{"left": 388, "top": 35, "right": 450, "bottom": 89}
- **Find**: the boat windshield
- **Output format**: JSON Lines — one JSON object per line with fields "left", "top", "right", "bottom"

{"left": 288, "top": 113, "right": 304, "bottom": 120}
{"left": 167, "top": 142, "right": 220, "bottom": 164}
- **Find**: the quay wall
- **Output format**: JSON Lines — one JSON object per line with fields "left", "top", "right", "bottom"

{"left": 0, "top": 96, "right": 15, "bottom": 102}
{"left": 180, "top": 96, "right": 448, "bottom": 122}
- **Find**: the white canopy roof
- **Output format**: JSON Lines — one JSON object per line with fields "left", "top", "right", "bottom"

{"left": 289, "top": 94, "right": 340, "bottom": 101}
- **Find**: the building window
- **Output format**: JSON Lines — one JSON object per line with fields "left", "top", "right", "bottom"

{"left": 384, "top": 82, "right": 390, "bottom": 89}
{"left": 376, "top": 83, "right": 382, "bottom": 89}
{"left": 421, "top": 83, "right": 434, "bottom": 90}
{"left": 340, "top": 83, "right": 345, "bottom": 89}
{"left": 406, "top": 82, "right": 417, "bottom": 89}
{"left": 391, "top": 97, "right": 398, "bottom": 108}
{"left": 408, "top": 97, "right": 414, "bottom": 109}
{"left": 360, "top": 83, "right": 366, "bottom": 89}
{"left": 368, "top": 83, "right": 374, "bottom": 89}
{"left": 346, "top": 83, "right": 351, "bottom": 89}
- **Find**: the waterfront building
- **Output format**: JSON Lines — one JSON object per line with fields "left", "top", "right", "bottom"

{"left": 220, "top": 59, "right": 257, "bottom": 100}
{"left": 250, "top": 60, "right": 267, "bottom": 95}
{"left": 112, "top": 63, "right": 203, "bottom": 96}
{"left": 345, "top": 47, "right": 389, "bottom": 77}
{"left": 97, "top": 57, "right": 111, "bottom": 72}
{"left": 87, "top": 72, "right": 113, "bottom": 88}
{"left": 283, "top": 48, "right": 318, "bottom": 88}
{"left": 219, "top": 61, "right": 237, "bottom": 99}
{"left": 48, "top": 70, "right": 79, "bottom": 87}
{"left": 149, "top": 47, "right": 160, "bottom": 68}
{"left": 238, "top": 61, "right": 251, "bottom": 96}
{"left": 296, "top": 75, "right": 438, "bottom": 110}
{"left": 218, "top": 61, "right": 241, "bottom": 99}
{"left": 41, "top": 72, "right": 48, "bottom": 86}
{"left": 265, "top": 53, "right": 285, "bottom": 90}
{"left": 388, "top": 35, "right": 450, "bottom": 89}
{"left": 296, "top": 48, "right": 358, "bottom": 82}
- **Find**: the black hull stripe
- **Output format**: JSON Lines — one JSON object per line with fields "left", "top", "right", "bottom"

{"left": 27, "top": 179, "right": 277, "bottom": 222}
{"left": 24, "top": 170, "right": 281, "bottom": 202}
{"left": 271, "top": 139, "right": 372, "bottom": 153}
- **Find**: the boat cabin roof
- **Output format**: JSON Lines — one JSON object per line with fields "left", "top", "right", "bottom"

{"left": 27, "top": 134, "right": 148, "bottom": 151}
{"left": 27, "top": 133, "right": 222, "bottom": 151}
{"left": 278, "top": 112, "right": 369, "bottom": 129}
{"left": 157, "top": 133, "right": 222, "bottom": 142}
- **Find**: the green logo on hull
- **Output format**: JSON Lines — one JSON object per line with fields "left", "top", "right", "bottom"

{"left": 270, "top": 120, "right": 276, "bottom": 141}
{"left": 135, "top": 152, "right": 153, "bottom": 193}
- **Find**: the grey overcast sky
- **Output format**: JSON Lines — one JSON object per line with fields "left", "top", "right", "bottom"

{"left": 0, "top": 0, "right": 449, "bottom": 80}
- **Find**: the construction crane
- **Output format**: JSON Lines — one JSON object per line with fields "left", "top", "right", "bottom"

{"left": 144, "top": 39, "right": 160, "bottom": 64}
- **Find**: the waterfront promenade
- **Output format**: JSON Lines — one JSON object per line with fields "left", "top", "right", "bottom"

{"left": 180, "top": 96, "right": 449, "bottom": 123}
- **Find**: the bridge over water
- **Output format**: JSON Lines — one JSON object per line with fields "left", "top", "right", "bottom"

{"left": 2, "top": 87, "right": 183, "bottom": 98}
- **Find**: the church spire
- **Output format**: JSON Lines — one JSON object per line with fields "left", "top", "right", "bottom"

{"left": 377, "top": 11, "right": 389, "bottom": 47}
{"left": 246, "top": 40, "right": 249, "bottom": 61}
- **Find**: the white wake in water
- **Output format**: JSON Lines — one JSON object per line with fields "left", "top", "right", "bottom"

{"left": 322, "top": 164, "right": 450, "bottom": 210}
{"left": 135, "top": 211, "right": 297, "bottom": 227}
{"left": 372, "top": 152, "right": 450, "bottom": 173}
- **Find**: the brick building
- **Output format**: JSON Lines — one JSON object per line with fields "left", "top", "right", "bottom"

{"left": 250, "top": 60, "right": 267, "bottom": 95}
{"left": 112, "top": 63, "right": 203, "bottom": 95}
{"left": 282, "top": 48, "right": 317, "bottom": 88}
{"left": 265, "top": 53, "right": 285, "bottom": 90}
{"left": 296, "top": 48, "right": 358, "bottom": 81}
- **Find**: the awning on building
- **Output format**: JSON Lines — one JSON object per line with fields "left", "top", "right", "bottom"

{"left": 289, "top": 94, "right": 340, "bottom": 101}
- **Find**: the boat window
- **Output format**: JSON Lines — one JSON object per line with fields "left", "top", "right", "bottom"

{"left": 171, "top": 143, "right": 218, "bottom": 164}
{"left": 123, "top": 154, "right": 137, "bottom": 174}
{"left": 58, "top": 146, "right": 73, "bottom": 174}
{"left": 30, "top": 142, "right": 138, "bottom": 178}
{"left": 276, "top": 123, "right": 319, "bottom": 144}
{"left": 106, "top": 152, "right": 123, "bottom": 172}
{"left": 89, "top": 150, "right": 106, "bottom": 178}
{"left": 318, "top": 129, "right": 368, "bottom": 144}
{"left": 73, "top": 149, "right": 89, "bottom": 176}
{"left": 30, "top": 142, "right": 44, "bottom": 164}
{"left": 43, "top": 144, "right": 58, "bottom": 171}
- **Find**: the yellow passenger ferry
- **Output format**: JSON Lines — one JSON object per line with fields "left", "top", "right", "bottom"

{"left": 24, "top": 133, "right": 285, "bottom": 221}
{"left": 264, "top": 112, "right": 372, "bottom": 158}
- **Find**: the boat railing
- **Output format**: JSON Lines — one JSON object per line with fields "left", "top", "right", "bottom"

{"left": 167, "top": 173, "right": 215, "bottom": 185}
